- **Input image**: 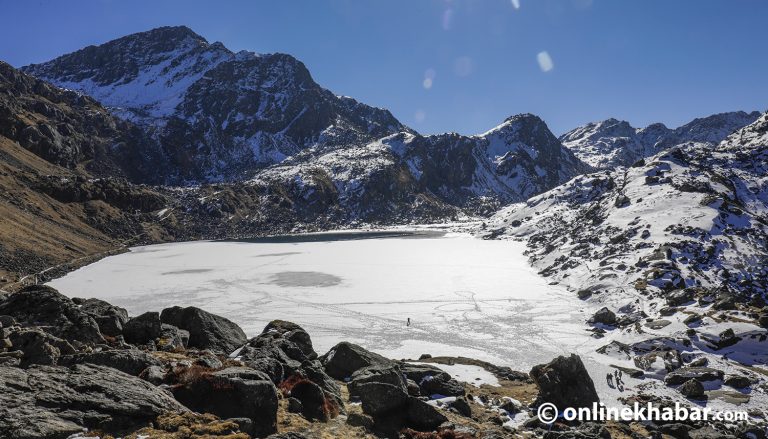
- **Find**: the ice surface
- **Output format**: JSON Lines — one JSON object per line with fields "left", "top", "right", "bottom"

{"left": 50, "top": 234, "right": 594, "bottom": 372}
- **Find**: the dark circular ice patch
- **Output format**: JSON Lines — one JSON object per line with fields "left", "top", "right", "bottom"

{"left": 268, "top": 271, "right": 342, "bottom": 287}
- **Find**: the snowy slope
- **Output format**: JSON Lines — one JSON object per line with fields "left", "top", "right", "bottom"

{"left": 561, "top": 112, "right": 761, "bottom": 169}
{"left": 490, "top": 111, "right": 768, "bottom": 300}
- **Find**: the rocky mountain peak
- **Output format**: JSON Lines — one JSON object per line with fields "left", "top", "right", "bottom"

{"left": 561, "top": 111, "right": 760, "bottom": 169}
{"left": 21, "top": 26, "right": 409, "bottom": 183}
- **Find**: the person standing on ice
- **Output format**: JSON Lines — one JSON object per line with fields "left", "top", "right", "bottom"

{"left": 407, "top": 317, "right": 411, "bottom": 327}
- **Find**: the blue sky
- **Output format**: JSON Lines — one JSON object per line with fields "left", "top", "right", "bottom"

{"left": 1, "top": 0, "right": 766, "bottom": 135}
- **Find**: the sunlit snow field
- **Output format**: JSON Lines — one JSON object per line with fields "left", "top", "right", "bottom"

{"left": 50, "top": 232, "right": 597, "bottom": 371}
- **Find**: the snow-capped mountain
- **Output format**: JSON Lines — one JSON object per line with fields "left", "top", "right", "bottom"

{"left": 490, "top": 111, "right": 768, "bottom": 300}
{"left": 19, "top": 26, "right": 590, "bottom": 215}
{"left": 250, "top": 113, "right": 590, "bottom": 219}
{"left": 22, "top": 26, "right": 409, "bottom": 183}
{"left": 560, "top": 111, "right": 761, "bottom": 169}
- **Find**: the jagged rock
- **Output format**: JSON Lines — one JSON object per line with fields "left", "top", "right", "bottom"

{"left": 346, "top": 412, "right": 375, "bottom": 430}
{"left": 139, "top": 365, "right": 167, "bottom": 385}
{"left": 406, "top": 379, "right": 421, "bottom": 396}
{"left": 659, "top": 306, "right": 679, "bottom": 316}
{"left": 242, "top": 323, "right": 344, "bottom": 413}
{"left": 74, "top": 298, "right": 129, "bottom": 337}
{"left": 530, "top": 354, "right": 599, "bottom": 409}
{"left": 160, "top": 306, "right": 247, "bottom": 354}
{"left": 0, "top": 363, "right": 186, "bottom": 437}
{"left": 320, "top": 341, "right": 392, "bottom": 379}
{"left": 419, "top": 372, "right": 465, "bottom": 398}
{"left": 400, "top": 362, "right": 449, "bottom": 383}
{"left": 448, "top": 396, "right": 472, "bottom": 417}
{"left": 723, "top": 375, "right": 751, "bottom": 389}
{"left": 500, "top": 397, "right": 522, "bottom": 414}
{"left": 59, "top": 349, "right": 161, "bottom": 376}
{"left": 588, "top": 307, "right": 616, "bottom": 325}
{"left": 666, "top": 289, "right": 694, "bottom": 306}
{"left": 689, "top": 357, "right": 708, "bottom": 367}
{"left": 0, "top": 285, "right": 104, "bottom": 344}
{"left": 172, "top": 366, "right": 279, "bottom": 437}
{"left": 716, "top": 328, "right": 740, "bottom": 349}
{"left": 713, "top": 293, "right": 738, "bottom": 311}
{"left": 758, "top": 314, "right": 768, "bottom": 328}
{"left": 684, "top": 314, "right": 702, "bottom": 326}
{"left": 8, "top": 328, "right": 76, "bottom": 367}
{"left": 679, "top": 378, "right": 705, "bottom": 398}
{"left": 157, "top": 323, "right": 189, "bottom": 352}
{"left": 261, "top": 320, "right": 316, "bottom": 359}
{"left": 122, "top": 311, "right": 162, "bottom": 345}
{"left": 664, "top": 367, "right": 724, "bottom": 385}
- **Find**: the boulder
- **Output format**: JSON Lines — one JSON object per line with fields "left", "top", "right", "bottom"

{"left": 261, "top": 320, "right": 316, "bottom": 359}
{"left": 448, "top": 396, "right": 472, "bottom": 417}
{"left": 172, "top": 366, "right": 278, "bottom": 437}
{"left": 157, "top": 323, "right": 189, "bottom": 352}
{"left": 666, "top": 289, "right": 694, "bottom": 306}
{"left": 399, "top": 362, "right": 465, "bottom": 398}
{"left": 664, "top": 367, "right": 724, "bottom": 385}
{"left": 406, "top": 396, "right": 448, "bottom": 431}
{"left": 724, "top": 375, "right": 751, "bottom": 389}
{"left": 0, "top": 285, "right": 103, "bottom": 344}
{"left": 0, "top": 363, "right": 186, "bottom": 437}
{"left": 349, "top": 363, "right": 407, "bottom": 398}
{"left": 241, "top": 325, "right": 344, "bottom": 413}
{"left": 530, "top": 354, "right": 599, "bottom": 409}
{"left": 716, "top": 328, "right": 741, "bottom": 349}
{"left": 320, "top": 341, "right": 392, "bottom": 379}
{"left": 289, "top": 379, "right": 329, "bottom": 421}
{"left": 588, "top": 307, "right": 616, "bottom": 325}
{"left": 679, "top": 378, "right": 705, "bottom": 398}
{"left": 160, "top": 306, "right": 247, "bottom": 354}
{"left": 74, "top": 298, "right": 129, "bottom": 337}
{"left": 8, "top": 328, "right": 76, "bottom": 367}
{"left": 122, "top": 312, "right": 162, "bottom": 345}
{"left": 419, "top": 373, "right": 465, "bottom": 398}
{"left": 140, "top": 365, "right": 167, "bottom": 385}
{"left": 59, "top": 349, "right": 161, "bottom": 376}
{"left": 357, "top": 381, "right": 410, "bottom": 419}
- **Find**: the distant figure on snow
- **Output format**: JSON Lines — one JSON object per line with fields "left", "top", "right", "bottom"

{"left": 407, "top": 318, "right": 411, "bottom": 327}
{"left": 606, "top": 373, "right": 614, "bottom": 388}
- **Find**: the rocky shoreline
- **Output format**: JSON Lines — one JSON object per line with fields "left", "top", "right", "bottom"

{"left": 1, "top": 285, "right": 765, "bottom": 439}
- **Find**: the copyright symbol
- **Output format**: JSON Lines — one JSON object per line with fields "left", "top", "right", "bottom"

{"left": 537, "top": 402, "right": 558, "bottom": 424}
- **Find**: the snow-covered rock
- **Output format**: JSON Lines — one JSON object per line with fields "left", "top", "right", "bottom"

{"left": 560, "top": 112, "right": 760, "bottom": 169}
{"left": 490, "top": 111, "right": 768, "bottom": 300}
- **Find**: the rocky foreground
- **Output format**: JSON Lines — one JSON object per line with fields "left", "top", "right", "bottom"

{"left": 0, "top": 286, "right": 765, "bottom": 439}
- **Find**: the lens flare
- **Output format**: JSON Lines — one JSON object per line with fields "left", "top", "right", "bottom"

{"left": 537, "top": 51, "right": 554, "bottom": 72}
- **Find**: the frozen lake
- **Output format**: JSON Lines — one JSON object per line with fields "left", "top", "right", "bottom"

{"left": 49, "top": 231, "right": 597, "bottom": 371}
